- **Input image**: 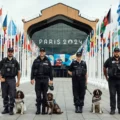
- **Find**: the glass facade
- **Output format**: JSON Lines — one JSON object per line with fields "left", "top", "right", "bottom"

{"left": 32, "top": 23, "right": 87, "bottom": 55}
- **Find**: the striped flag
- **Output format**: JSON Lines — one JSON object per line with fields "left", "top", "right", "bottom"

{"left": 2, "top": 15, "right": 7, "bottom": 34}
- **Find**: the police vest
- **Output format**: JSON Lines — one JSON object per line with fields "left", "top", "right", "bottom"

{"left": 108, "top": 57, "right": 120, "bottom": 78}
{"left": 1, "top": 57, "right": 18, "bottom": 77}
{"left": 72, "top": 60, "right": 86, "bottom": 77}
{"left": 33, "top": 58, "right": 50, "bottom": 77}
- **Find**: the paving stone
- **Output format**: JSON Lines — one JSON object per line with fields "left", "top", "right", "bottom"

{"left": 0, "top": 78, "right": 120, "bottom": 120}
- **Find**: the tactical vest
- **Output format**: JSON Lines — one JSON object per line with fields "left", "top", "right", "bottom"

{"left": 72, "top": 60, "right": 87, "bottom": 77}
{"left": 108, "top": 57, "right": 120, "bottom": 78}
{"left": 1, "top": 57, "right": 18, "bottom": 77}
{"left": 33, "top": 58, "right": 50, "bottom": 77}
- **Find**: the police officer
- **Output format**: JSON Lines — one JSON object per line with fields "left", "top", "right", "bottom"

{"left": 0, "top": 47, "right": 20, "bottom": 115}
{"left": 31, "top": 47, "right": 53, "bottom": 115}
{"left": 104, "top": 47, "right": 120, "bottom": 115}
{"left": 68, "top": 52, "right": 87, "bottom": 113}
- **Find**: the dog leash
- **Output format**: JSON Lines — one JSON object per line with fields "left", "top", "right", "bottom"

{"left": 86, "top": 88, "right": 92, "bottom": 95}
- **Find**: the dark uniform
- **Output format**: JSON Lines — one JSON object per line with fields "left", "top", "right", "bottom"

{"left": 104, "top": 55, "right": 120, "bottom": 113}
{"left": 68, "top": 52, "right": 87, "bottom": 113}
{"left": 0, "top": 51, "right": 20, "bottom": 114}
{"left": 31, "top": 55, "right": 53, "bottom": 114}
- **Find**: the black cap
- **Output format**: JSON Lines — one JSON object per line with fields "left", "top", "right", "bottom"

{"left": 40, "top": 47, "right": 45, "bottom": 52}
{"left": 8, "top": 47, "right": 14, "bottom": 52}
{"left": 114, "top": 47, "right": 120, "bottom": 52}
{"left": 76, "top": 52, "right": 82, "bottom": 57}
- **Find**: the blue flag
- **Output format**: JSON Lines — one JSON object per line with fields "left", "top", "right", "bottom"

{"left": 8, "top": 20, "right": 17, "bottom": 36}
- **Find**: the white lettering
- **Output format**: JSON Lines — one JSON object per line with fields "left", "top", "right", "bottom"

{"left": 57, "top": 39, "right": 60, "bottom": 45}
{"left": 63, "top": 39, "right": 67, "bottom": 44}
{"left": 79, "top": 40, "right": 82, "bottom": 44}
{"left": 39, "top": 39, "right": 82, "bottom": 45}
{"left": 68, "top": 39, "right": 73, "bottom": 44}
{"left": 44, "top": 39, "right": 47, "bottom": 44}
{"left": 39, "top": 39, "right": 42, "bottom": 44}
{"left": 49, "top": 39, "right": 53, "bottom": 44}
{"left": 54, "top": 39, "right": 56, "bottom": 44}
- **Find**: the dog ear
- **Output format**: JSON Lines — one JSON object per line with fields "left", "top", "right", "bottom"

{"left": 93, "top": 89, "right": 96, "bottom": 95}
{"left": 21, "top": 91, "right": 24, "bottom": 99}
{"left": 16, "top": 91, "right": 20, "bottom": 98}
{"left": 99, "top": 90, "right": 102, "bottom": 96}
{"left": 51, "top": 93, "right": 53, "bottom": 99}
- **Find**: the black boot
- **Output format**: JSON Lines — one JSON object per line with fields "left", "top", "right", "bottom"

{"left": 79, "top": 106, "right": 83, "bottom": 113}
{"left": 110, "top": 109, "right": 115, "bottom": 115}
{"left": 42, "top": 106, "right": 47, "bottom": 115}
{"left": 118, "top": 109, "right": 120, "bottom": 114}
{"left": 75, "top": 106, "right": 79, "bottom": 113}
{"left": 9, "top": 107, "right": 14, "bottom": 115}
{"left": 36, "top": 106, "right": 40, "bottom": 115}
{"left": 1, "top": 107, "right": 9, "bottom": 114}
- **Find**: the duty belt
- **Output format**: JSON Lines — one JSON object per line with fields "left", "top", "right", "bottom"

{"left": 5, "top": 76, "right": 15, "bottom": 79}
{"left": 36, "top": 76, "right": 48, "bottom": 79}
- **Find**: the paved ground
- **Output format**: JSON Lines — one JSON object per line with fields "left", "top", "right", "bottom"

{"left": 0, "top": 78, "right": 120, "bottom": 120}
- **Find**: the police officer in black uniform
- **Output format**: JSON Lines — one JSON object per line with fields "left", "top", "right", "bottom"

{"left": 68, "top": 52, "right": 87, "bottom": 113}
{"left": 31, "top": 47, "right": 53, "bottom": 115}
{"left": 104, "top": 47, "right": 120, "bottom": 115}
{"left": 0, "top": 48, "right": 20, "bottom": 115}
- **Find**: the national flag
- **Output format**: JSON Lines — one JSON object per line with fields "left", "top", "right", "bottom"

{"left": 103, "top": 8, "right": 111, "bottom": 26}
{"left": 0, "top": 8, "right": 2, "bottom": 22}
{"left": 100, "top": 22, "right": 106, "bottom": 34}
{"left": 0, "top": 8, "right": 2, "bottom": 16}
{"left": 8, "top": 20, "right": 17, "bottom": 36}
{"left": 117, "top": 4, "right": 120, "bottom": 25}
{"left": 21, "top": 33, "right": 24, "bottom": 45}
{"left": 87, "top": 35, "right": 90, "bottom": 52}
{"left": 107, "top": 31, "right": 110, "bottom": 51}
{"left": 118, "top": 29, "right": 120, "bottom": 41}
{"left": 2, "top": 15, "right": 7, "bottom": 34}
{"left": 97, "top": 25, "right": 99, "bottom": 36}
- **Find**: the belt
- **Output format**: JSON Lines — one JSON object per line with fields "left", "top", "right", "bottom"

{"left": 36, "top": 76, "right": 48, "bottom": 79}
{"left": 5, "top": 76, "right": 15, "bottom": 79}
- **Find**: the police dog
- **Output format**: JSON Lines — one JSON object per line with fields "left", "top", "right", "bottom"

{"left": 47, "top": 93, "right": 63, "bottom": 115}
{"left": 91, "top": 89, "right": 103, "bottom": 114}
{"left": 14, "top": 90, "right": 26, "bottom": 114}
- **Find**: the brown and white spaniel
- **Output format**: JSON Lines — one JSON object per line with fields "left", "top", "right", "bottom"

{"left": 14, "top": 90, "right": 26, "bottom": 114}
{"left": 47, "top": 93, "right": 63, "bottom": 115}
{"left": 91, "top": 89, "right": 103, "bottom": 114}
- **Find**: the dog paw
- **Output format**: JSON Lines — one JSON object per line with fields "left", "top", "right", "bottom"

{"left": 99, "top": 111, "right": 102, "bottom": 114}
{"left": 92, "top": 111, "right": 95, "bottom": 113}
{"left": 21, "top": 113, "right": 23, "bottom": 115}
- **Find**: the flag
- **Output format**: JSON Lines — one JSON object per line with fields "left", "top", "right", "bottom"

{"left": 118, "top": 29, "right": 120, "bottom": 41}
{"left": 87, "top": 35, "right": 90, "bottom": 52}
{"left": 0, "top": 8, "right": 2, "bottom": 22}
{"left": 103, "top": 8, "right": 111, "bottom": 26}
{"left": 0, "top": 8, "right": 2, "bottom": 16}
{"left": 8, "top": 20, "right": 17, "bottom": 36}
{"left": 107, "top": 31, "right": 110, "bottom": 50}
{"left": 117, "top": 4, "right": 120, "bottom": 25}
{"left": 2, "top": 15, "right": 7, "bottom": 34}
{"left": 100, "top": 8, "right": 111, "bottom": 34}
{"left": 97, "top": 25, "right": 99, "bottom": 36}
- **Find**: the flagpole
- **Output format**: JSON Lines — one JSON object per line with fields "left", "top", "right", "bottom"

{"left": 0, "top": 6, "right": 2, "bottom": 60}
{"left": 110, "top": 5, "right": 113, "bottom": 57}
